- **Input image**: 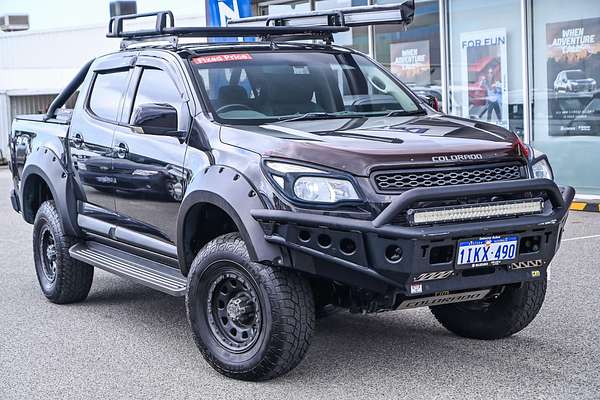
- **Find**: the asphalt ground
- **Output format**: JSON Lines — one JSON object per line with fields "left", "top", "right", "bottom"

{"left": 1, "top": 167, "right": 599, "bottom": 399}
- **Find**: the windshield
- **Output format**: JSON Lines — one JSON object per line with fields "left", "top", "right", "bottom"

{"left": 565, "top": 70, "right": 586, "bottom": 80}
{"left": 190, "top": 51, "right": 422, "bottom": 124}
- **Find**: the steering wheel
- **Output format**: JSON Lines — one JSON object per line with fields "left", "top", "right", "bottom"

{"left": 216, "top": 104, "right": 254, "bottom": 114}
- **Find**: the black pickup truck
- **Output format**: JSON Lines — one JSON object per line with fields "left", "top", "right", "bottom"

{"left": 7, "top": 4, "right": 574, "bottom": 381}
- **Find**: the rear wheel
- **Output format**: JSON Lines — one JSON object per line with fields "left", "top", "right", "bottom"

{"left": 186, "top": 233, "right": 314, "bottom": 381}
{"left": 32, "top": 201, "right": 94, "bottom": 303}
{"left": 430, "top": 280, "right": 546, "bottom": 340}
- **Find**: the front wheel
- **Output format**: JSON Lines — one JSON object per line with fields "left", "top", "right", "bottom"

{"left": 186, "top": 233, "right": 315, "bottom": 381}
{"left": 430, "top": 279, "right": 547, "bottom": 340}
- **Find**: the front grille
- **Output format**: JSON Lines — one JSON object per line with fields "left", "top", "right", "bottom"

{"left": 372, "top": 163, "right": 526, "bottom": 193}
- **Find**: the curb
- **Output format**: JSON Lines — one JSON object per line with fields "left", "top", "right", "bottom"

{"left": 570, "top": 201, "right": 600, "bottom": 213}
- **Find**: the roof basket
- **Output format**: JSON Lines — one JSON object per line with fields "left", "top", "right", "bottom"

{"left": 227, "top": 2, "right": 415, "bottom": 28}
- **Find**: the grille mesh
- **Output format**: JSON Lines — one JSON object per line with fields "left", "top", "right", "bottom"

{"left": 373, "top": 164, "right": 525, "bottom": 192}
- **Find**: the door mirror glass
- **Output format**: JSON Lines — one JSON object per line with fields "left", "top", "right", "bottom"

{"left": 419, "top": 94, "right": 439, "bottom": 111}
{"left": 131, "top": 103, "right": 179, "bottom": 136}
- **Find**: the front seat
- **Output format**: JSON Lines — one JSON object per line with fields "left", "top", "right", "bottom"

{"left": 262, "top": 74, "right": 324, "bottom": 116}
{"left": 217, "top": 85, "right": 249, "bottom": 109}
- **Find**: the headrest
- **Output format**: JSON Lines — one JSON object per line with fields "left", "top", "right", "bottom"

{"left": 218, "top": 85, "right": 249, "bottom": 105}
{"left": 267, "top": 74, "right": 315, "bottom": 104}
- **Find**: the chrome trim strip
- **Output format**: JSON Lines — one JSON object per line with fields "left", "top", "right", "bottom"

{"left": 114, "top": 226, "right": 178, "bottom": 258}
{"left": 78, "top": 214, "right": 177, "bottom": 258}
{"left": 77, "top": 214, "right": 113, "bottom": 236}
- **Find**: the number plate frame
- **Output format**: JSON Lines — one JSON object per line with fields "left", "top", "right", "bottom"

{"left": 455, "top": 235, "right": 519, "bottom": 269}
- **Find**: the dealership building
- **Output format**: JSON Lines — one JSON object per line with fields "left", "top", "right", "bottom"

{"left": 1, "top": 0, "right": 598, "bottom": 196}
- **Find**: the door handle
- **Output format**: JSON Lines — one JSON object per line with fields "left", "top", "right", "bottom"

{"left": 114, "top": 142, "right": 129, "bottom": 159}
{"left": 72, "top": 133, "right": 84, "bottom": 148}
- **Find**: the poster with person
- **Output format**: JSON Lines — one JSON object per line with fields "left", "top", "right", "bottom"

{"left": 459, "top": 28, "right": 508, "bottom": 129}
{"left": 546, "top": 17, "right": 600, "bottom": 136}
{"left": 390, "top": 40, "right": 431, "bottom": 87}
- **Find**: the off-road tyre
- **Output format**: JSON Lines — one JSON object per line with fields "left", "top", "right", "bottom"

{"left": 430, "top": 279, "right": 547, "bottom": 340}
{"left": 32, "top": 200, "right": 94, "bottom": 303}
{"left": 186, "top": 233, "right": 314, "bottom": 381}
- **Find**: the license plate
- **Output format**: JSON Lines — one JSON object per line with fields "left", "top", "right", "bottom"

{"left": 456, "top": 235, "right": 518, "bottom": 268}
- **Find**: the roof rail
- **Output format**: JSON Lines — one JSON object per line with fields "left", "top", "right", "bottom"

{"left": 228, "top": 2, "right": 415, "bottom": 28}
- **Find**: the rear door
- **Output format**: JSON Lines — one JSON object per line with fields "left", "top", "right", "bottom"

{"left": 69, "top": 54, "right": 135, "bottom": 221}
{"left": 110, "top": 54, "right": 192, "bottom": 251}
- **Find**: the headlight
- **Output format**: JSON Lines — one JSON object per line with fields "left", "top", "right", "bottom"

{"left": 265, "top": 161, "right": 321, "bottom": 174}
{"left": 264, "top": 160, "right": 361, "bottom": 204}
{"left": 132, "top": 169, "right": 159, "bottom": 176}
{"left": 531, "top": 158, "right": 553, "bottom": 180}
{"left": 294, "top": 176, "right": 359, "bottom": 203}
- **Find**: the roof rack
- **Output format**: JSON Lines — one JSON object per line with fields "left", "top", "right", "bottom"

{"left": 106, "top": 2, "right": 414, "bottom": 48}
{"left": 228, "top": 2, "right": 415, "bottom": 28}
{"left": 107, "top": 11, "right": 348, "bottom": 46}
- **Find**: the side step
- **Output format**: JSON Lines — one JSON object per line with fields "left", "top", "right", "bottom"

{"left": 70, "top": 241, "right": 187, "bottom": 296}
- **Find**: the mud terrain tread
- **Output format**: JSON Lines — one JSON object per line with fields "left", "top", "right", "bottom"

{"left": 186, "top": 233, "right": 314, "bottom": 381}
{"left": 430, "top": 279, "right": 547, "bottom": 340}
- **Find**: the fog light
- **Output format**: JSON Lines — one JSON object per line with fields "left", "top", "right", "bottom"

{"left": 408, "top": 198, "right": 544, "bottom": 225}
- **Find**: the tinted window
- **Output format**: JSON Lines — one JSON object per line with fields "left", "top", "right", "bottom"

{"left": 565, "top": 71, "right": 586, "bottom": 80}
{"left": 131, "top": 68, "right": 182, "bottom": 122}
{"left": 88, "top": 70, "right": 130, "bottom": 121}
{"left": 191, "top": 52, "right": 422, "bottom": 124}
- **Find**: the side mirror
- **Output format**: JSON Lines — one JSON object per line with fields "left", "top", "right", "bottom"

{"left": 419, "top": 94, "right": 440, "bottom": 112}
{"left": 131, "top": 103, "right": 183, "bottom": 137}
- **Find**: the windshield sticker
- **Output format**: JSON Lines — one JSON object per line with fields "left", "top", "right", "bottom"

{"left": 192, "top": 54, "right": 253, "bottom": 64}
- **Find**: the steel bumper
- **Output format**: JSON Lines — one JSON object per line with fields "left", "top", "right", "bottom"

{"left": 252, "top": 179, "right": 575, "bottom": 295}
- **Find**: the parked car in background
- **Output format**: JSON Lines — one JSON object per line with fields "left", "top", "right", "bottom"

{"left": 554, "top": 70, "right": 597, "bottom": 93}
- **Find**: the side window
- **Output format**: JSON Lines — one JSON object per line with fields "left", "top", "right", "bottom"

{"left": 88, "top": 70, "right": 130, "bottom": 122}
{"left": 130, "top": 68, "right": 183, "bottom": 124}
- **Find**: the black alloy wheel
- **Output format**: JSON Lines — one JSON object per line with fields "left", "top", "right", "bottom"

{"left": 206, "top": 263, "right": 263, "bottom": 353}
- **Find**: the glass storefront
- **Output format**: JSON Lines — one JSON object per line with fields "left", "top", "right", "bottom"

{"left": 257, "top": 0, "right": 369, "bottom": 53}
{"left": 374, "top": 0, "right": 442, "bottom": 101}
{"left": 252, "top": 0, "right": 600, "bottom": 195}
{"left": 530, "top": 0, "right": 600, "bottom": 195}
{"left": 447, "top": 0, "right": 523, "bottom": 136}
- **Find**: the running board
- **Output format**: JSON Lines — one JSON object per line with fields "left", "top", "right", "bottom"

{"left": 69, "top": 241, "right": 187, "bottom": 296}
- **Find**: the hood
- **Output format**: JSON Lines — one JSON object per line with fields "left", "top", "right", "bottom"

{"left": 570, "top": 78, "right": 595, "bottom": 84}
{"left": 220, "top": 114, "right": 524, "bottom": 176}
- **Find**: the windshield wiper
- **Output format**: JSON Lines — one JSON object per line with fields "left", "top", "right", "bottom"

{"left": 383, "top": 110, "right": 427, "bottom": 117}
{"left": 277, "top": 111, "right": 362, "bottom": 123}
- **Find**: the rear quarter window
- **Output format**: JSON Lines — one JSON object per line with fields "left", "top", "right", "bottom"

{"left": 88, "top": 70, "right": 130, "bottom": 122}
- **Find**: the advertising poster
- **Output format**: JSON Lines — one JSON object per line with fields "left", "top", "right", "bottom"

{"left": 546, "top": 17, "right": 600, "bottom": 136}
{"left": 390, "top": 40, "right": 431, "bottom": 87}
{"left": 460, "top": 28, "right": 508, "bottom": 129}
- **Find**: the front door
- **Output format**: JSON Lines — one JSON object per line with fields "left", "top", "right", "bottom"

{"left": 111, "top": 55, "right": 192, "bottom": 250}
{"left": 69, "top": 60, "right": 134, "bottom": 220}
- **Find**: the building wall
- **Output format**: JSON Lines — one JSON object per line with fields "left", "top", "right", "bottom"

{"left": 0, "top": 93, "right": 9, "bottom": 161}
{"left": 0, "top": 14, "right": 206, "bottom": 161}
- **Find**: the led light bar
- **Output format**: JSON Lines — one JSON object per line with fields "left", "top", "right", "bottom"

{"left": 407, "top": 198, "right": 544, "bottom": 225}
{"left": 342, "top": 9, "right": 403, "bottom": 26}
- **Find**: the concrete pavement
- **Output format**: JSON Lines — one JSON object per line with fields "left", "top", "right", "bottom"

{"left": 1, "top": 168, "right": 599, "bottom": 399}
